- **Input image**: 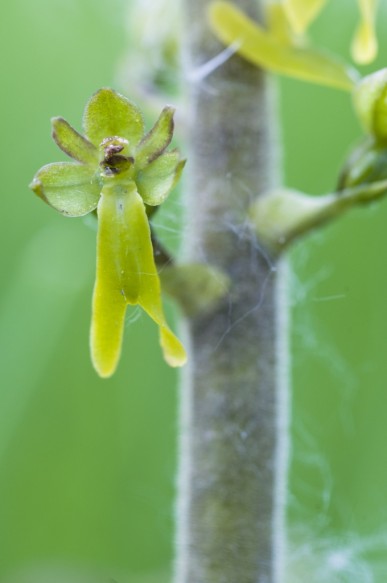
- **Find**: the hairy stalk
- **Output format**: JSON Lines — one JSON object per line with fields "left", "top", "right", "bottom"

{"left": 175, "top": 1, "right": 289, "bottom": 582}
{"left": 251, "top": 178, "right": 387, "bottom": 253}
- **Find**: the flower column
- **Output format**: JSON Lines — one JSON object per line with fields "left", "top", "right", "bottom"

{"left": 175, "top": 0, "right": 288, "bottom": 582}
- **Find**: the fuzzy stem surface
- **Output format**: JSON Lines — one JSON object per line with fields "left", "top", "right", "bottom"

{"left": 175, "top": 1, "right": 289, "bottom": 582}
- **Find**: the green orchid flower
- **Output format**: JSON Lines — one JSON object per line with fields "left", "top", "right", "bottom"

{"left": 209, "top": 1, "right": 359, "bottom": 91}
{"left": 30, "top": 88, "right": 187, "bottom": 378}
{"left": 209, "top": 0, "right": 379, "bottom": 91}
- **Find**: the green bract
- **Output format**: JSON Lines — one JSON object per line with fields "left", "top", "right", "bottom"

{"left": 30, "top": 88, "right": 187, "bottom": 378}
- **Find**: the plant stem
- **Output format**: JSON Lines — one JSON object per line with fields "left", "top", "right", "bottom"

{"left": 175, "top": 1, "right": 289, "bottom": 582}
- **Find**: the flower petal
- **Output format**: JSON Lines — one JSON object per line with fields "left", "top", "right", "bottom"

{"left": 136, "top": 151, "right": 185, "bottom": 206}
{"left": 90, "top": 182, "right": 141, "bottom": 377}
{"left": 266, "top": 3, "right": 296, "bottom": 46}
{"left": 124, "top": 187, "right": 186, "bottom": 366}
{"left": 283, "top": 0, "right": 328, "bottom": 35}
{"left": 158, "top": 326, "right": 187, "bottom": 367}
{"left": 209, "top": 1, "right": 358, "bottom": 91}
{"left": 90, "top": 182, "right": 186, "bottom": 377}
{"left": 90, "top": 269, "right": 127, "bottom": 379}
{"left": 30, "top": 162, "right": 101, "bottom": 216}
{"left": 83, "top": 88, "right": 145, "bottom": 150}
{"left": 51, "top": 117, "right": 98, "bottom": 165}
{"left": 136, "top": 106, "right": 175, "bottom": 169}
{"left": 351, "top": 0, "right": 379, "bottom": 65}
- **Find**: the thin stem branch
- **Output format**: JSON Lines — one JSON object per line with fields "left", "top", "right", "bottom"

{"left": 251, "top": 179, "right": 387, "bottom": 253}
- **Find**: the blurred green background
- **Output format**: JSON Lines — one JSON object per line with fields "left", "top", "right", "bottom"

{"left": 1, "top": 0, "right": 387, "bottom": 581}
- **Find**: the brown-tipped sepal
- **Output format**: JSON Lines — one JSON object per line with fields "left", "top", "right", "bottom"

{"left": 51, "top": 117, "right": 98, "bottom": 165}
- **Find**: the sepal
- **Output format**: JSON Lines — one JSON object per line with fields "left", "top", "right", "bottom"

{"left": 30, "top": 162, "right": 101, "bottom": 217}
{"left": 51, "top": 117, "right": 98, "bottom": 165}
{"left": 136, "top": 152, "right": 185, "bottom": 206}
{"left": 136, "top": 106, "right": 175, "bottom": 169}
{"left": 83, "top": 88, "right": 145, "bottom": 150}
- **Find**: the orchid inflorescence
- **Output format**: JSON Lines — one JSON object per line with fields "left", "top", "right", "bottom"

{"left": 30, "top": 88, "right": 186, "bottom": 378}
{"left": 29, "top": 1, "right": 384, "bottom": 375}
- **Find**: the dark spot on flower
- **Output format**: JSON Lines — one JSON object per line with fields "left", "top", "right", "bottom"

{"left": 100, "top": 162, "right": 119, "bottom": 176}
{"left": 105, "top": 143, "right": 125, "bottom": 158}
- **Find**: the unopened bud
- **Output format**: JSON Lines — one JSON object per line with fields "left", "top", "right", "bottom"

{"left": 353, "top": 69, "right": 387, "bottom": 143}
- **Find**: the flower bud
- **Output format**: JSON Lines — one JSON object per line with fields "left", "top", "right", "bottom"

{"left": 353, "top": 69, "right": 387, "bottom": 143}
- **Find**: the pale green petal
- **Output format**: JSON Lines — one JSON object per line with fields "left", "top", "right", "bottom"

{"left": 158, "top": 326, "right": 187, "bottom": 367}
{"left": 136, "top": 151, "right": 185, "bottom": 206}
{"left": 136, "top": 106, "right": 175, "bottom": 169}
{"left": 283, "top": 0, "right": 328, "bottom": 35}
{"left": 30, "top": 162, "right": 101, "bottom": 217}
{"left": 90, "top": 269, "right": 127, "bottom": 379}
{"left": 351, "top": 0, "right": 379, "bottom": 65}
{"left": 130, "top": 188, "right": 187, "bottom": 367}
{"left": 51, "top": 117, "right": 98, "bottom": 165}
{"left": 90, "top": 182, "right": 186, "bottom": 377}
{"left": 91, "top": 182, "right": 142, "bottom": 377}
{"left": 267, "top": 3, "right": 296, "bottom": 45}
{"left": 90, "top": 183, "right": 142, "bottom": 378}
{"left": 209, "top": 1, "right": 358, "bottom": 91}
{"left": 83, "top": 88, "right": 145, "bottom": 150}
